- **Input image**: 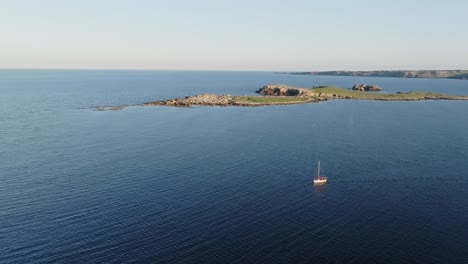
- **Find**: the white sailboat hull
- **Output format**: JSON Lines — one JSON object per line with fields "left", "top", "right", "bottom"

{"left": 313, "top": 179, "right": 327, "bottom": 184}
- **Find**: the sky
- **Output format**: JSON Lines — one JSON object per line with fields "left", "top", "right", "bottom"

{"left": 1, "top": 0, "right": 468, "bottom": 71}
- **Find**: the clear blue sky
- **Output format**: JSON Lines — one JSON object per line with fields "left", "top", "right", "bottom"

{"left": 1, "top": 0, "right": 467, "bottom": 71}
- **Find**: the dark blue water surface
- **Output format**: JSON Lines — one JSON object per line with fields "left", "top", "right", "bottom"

{"left": 1, "top": 70, "right": 467, "bottom": 263}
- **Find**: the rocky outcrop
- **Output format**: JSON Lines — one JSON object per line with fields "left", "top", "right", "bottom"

{"left": 352, "top": 84, "right": 382, "bottom": 91}
{"left": 143, "top": 94, "right": 236, "bottom": 107}
{"left": 256, "top": 84, "right": 317, "bottom": 96}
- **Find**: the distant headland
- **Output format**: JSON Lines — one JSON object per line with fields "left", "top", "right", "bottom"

{"left": 283, "top": 70, "right": 468, "bottom": 80}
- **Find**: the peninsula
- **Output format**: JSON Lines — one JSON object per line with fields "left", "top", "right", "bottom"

{"left": 286, "top": 70, "right": 468, "bottom": 80}
{"left": 135, "top": 84, "right": 468, "bottom": 108}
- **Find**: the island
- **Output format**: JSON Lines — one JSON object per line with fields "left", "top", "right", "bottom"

{"left": 134, "top": 84, "right": 468, "bottom": 108}
{"left": 285, "top": 70, "right": 468, "bottom": 80}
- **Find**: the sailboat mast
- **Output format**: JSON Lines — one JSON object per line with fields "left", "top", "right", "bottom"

{"left": 318, "top": 161, "right": 320, "bottom": 178}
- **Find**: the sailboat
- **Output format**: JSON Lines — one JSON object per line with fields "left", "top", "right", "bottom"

{"left": 313, "top": 161, "right": 327, "bottom": 185}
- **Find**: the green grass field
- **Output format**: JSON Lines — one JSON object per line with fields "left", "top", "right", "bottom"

{"left": 309, "top": 86, "right": 468, "bottom": 100}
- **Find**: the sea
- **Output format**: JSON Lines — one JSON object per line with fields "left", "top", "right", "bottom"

{"left": 1, "top": 70, "right": 467, "bottom": 264}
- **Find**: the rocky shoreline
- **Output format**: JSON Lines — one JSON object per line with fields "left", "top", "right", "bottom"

{"left": 143, "top": 94, "right": 237, "bottom": 107}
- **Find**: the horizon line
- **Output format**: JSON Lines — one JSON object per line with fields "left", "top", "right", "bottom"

{"left": 1, "top": 67, "right": 467, "bottom": 72}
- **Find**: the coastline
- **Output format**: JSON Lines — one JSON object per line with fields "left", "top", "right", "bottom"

{"left": 284, "top": 70, "right": 468, "bottom": 80}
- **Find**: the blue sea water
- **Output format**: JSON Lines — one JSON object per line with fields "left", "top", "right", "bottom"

{"left": 1, "top": 70, "right": 467, "bottom": 263}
